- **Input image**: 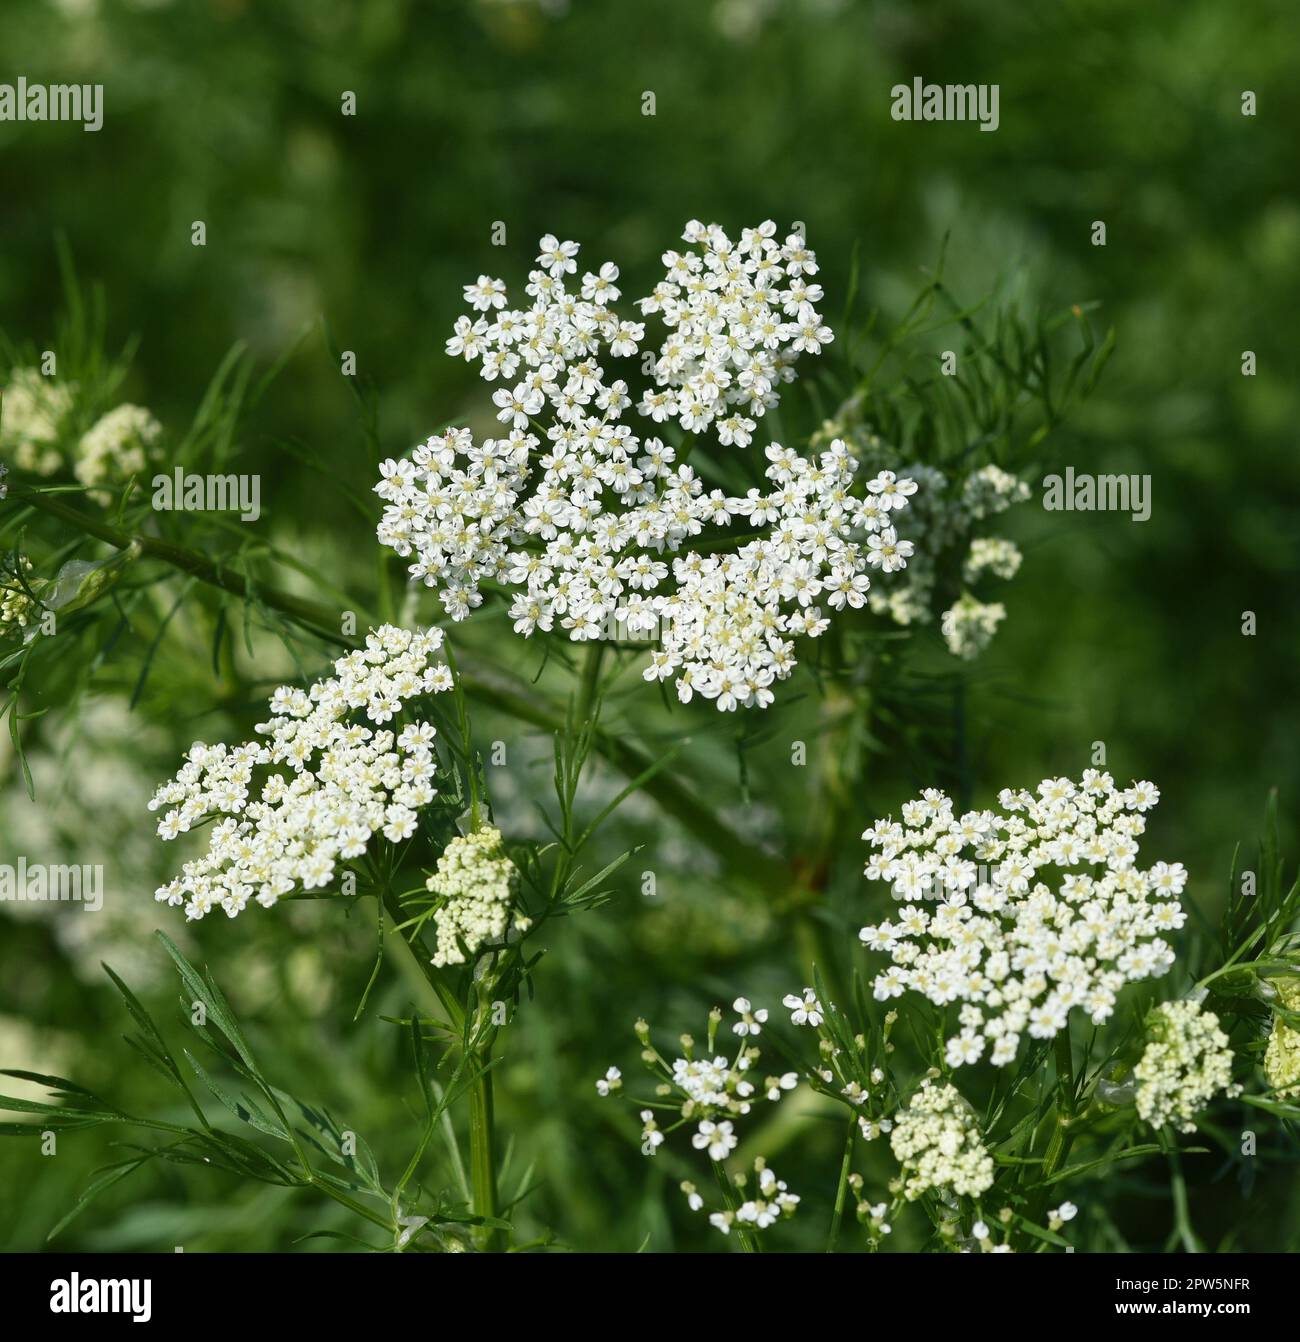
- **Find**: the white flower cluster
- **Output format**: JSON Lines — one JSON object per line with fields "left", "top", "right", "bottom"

{"left": 1134, "top": 1000, "right": 1240, "bottom": 1133}
{"left": 940, "top": 592, "right": 1007, "bottom": 661}
{"left": 683, "top": 1157, "right": 801, "bottom": 1236}
{"left": 149, "top": 625, "right": 452, "bottom": 921}
{"left": 2, "top": 367, "right": 164, "bottom": 504}
{"left": 426, "top": 825, "right": 525, "bottom": 968}
{"left": 856, "top": 1194, "right": 893, "bottom": 1240}
{"left": 637, "top": 219, "right": 829, "bottom": 437}
{"left": 859, "top": 772, "right": 1188, "bottom": 1067}
{"left": 1, "top": 368, "right": 73, "bottom": 475}
{"left": 889, "top": 1079, "right": 994, "bottom": 1200}
{"left": 75, "top": 404, "right": 162, "bottom": 492}
{"left": 669, "top": 1043, "right": 794, "bottom": 1121}
{"left": 376, "top": 225, "right": 916, "bottom": 711}
{"left": 964, "top": 536, "right": 1023, "bottom": 583}
{"left": 863, "top": 458, "right": 1029, "bottom": 658}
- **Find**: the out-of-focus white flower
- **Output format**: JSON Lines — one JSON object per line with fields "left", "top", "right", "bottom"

{"left": 75, "top": 403, "right": 162, "bottom": 491}
{"left": 940, "top": 592, "right": 1007, "bottom": 660}
{"left": 1, "top": 368, "right": 76, "bottom": 476}
{"left": 863, "top": 458, "right": 1031, "bottom": 659}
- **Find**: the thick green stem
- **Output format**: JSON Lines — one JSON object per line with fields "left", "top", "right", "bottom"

{"left": 576, "top": 640, "right": 604, "bottom": 727}
{"left": 467, "top": 1048, "right": 504, "bottom": 1252}
{"left": 9, "top": 483, "right": 343, "bottom": 640}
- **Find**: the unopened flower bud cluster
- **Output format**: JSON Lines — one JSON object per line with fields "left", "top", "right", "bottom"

{"left": 1264, "top": 976, "right": 1300, "bottom": 1099}
{"left": 1134, "top": 999, "right": 1240, "bottom": 1133}
{"left": 889, "top": 1079, "right": 995, "bottom": 1200}
{"left": 149, "top": 624, "right": 452, "bottom": 921}
{"left": 860, "top": 771, "right": 1188, "bottom": 1068}
{"left": 426, "top": 825, "right": 524, "bottom": 967}
{"left": 375, "top": 223, "right": 916, "bottom": 712}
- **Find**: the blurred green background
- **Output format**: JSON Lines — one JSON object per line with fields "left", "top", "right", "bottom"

{"left": 1, "top": 0, "right": 1297, "bottom": 1251}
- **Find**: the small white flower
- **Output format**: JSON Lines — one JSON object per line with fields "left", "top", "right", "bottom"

{"left": 783, "top": 987, "right": 824, "bottom": 1027}
{"left": 732, "top": 997, "right": 769, "bottom": 1036}
{"left": 692, "top": 1119, "right": 738, "bottom": 1162}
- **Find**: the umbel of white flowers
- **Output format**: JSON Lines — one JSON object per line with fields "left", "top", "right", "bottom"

{"left": 598, "top": 1001, "right": 802, "bottom": 1236}
{"left": 859, "top": 771, "right": 1188, "bottom": 1067}
{"left": 375, "top": 222, "right": 918, "bottom": 712}
{"left": 149, "top": 625, "right": 452, "bottom": 921}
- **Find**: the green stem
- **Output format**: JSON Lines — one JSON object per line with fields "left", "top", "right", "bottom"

{"left": 9, "top": 483, "right": 343, "bottom": 641}
{"left": 826, "top": 1117, "right": 856, "bottom": 1253}
{"left": 379, "top": 888, "right": 503, "bottom": 1249}
{"left": 576, "top": 640, "right": 604, "bottom": 727}
{"left": 467, "top": 1044, "right": 503, "bottom": 1252}
{"left": 1162, "top": 1133, "right": 1202, "bottom": 1253}
{"left": 1053, "top": 1030, "right": 1075, "bottom": 1114}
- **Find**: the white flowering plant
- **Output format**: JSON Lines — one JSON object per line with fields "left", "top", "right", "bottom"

{"left": 597, "top": 780, "right": 1299, "bottom": 1253}
{"left": 2, "top": 238, "right": 1297, "bottom": 1259}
